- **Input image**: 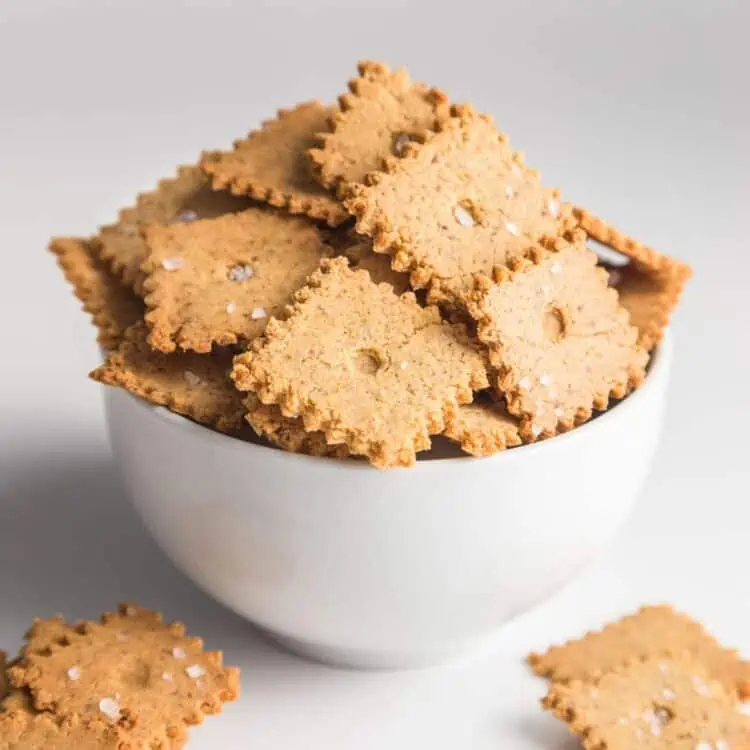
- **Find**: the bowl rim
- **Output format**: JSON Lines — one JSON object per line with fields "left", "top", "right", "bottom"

{"left": 116, "top": 331, "right": 672, "bottom": 471}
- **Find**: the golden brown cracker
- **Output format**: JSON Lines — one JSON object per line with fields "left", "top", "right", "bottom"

{"left": 201, "top": 102, "right": 348, "bottom": 226}
{"left": 141, "top": 208, "right": 329, "bottom": 353}
{"left": 232, "top": 256, "right": 488, "bottom": 468}
{"left": 543, "top": 656, "right": 750, "bottom": 750}
{"left": 529, "top": 605, "right": 750, "bottom": 697}
{"left": 467, "top": 233, "right": 647, "bottom": 440}
{"left": 345, "top": 104, "right": 572, "bottom": 301}
{"left": 90, "top": 322, "right": 244, "bottom": 433}
{"left": 606, "top": 263, "right": 687, "bottom": 351}
{"left": 98, "top": 165, "right": 251, "bottom": 292}
{"left": 442, "top": 394, "right": 522, "bottom": 457}
{"left": 9, "top": 603, "right": 238, "bottom": 749}
{"left": 574, "top": 206, "right": 692, "bottom": 278}
{"left": 244, "top": 394, "right": 350, "bottom": 458}
{"left": 335, "top": 233, "right": 411, "bottom": 294}
{"left": 309, "top": 60, "right": 450, "bottom": 193}
{"left": 50, "top": 237, "right": 144, "bottom": 350}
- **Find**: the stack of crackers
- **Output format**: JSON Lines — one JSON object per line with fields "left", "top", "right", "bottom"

{"left": 52, "top": 60, "right": 691, "bottom": 468}
{"left": 0, "top": 603, "right": 238, "bottom": 748}
{"left": 531, "top": 605, "right": 750, "bottom": 748}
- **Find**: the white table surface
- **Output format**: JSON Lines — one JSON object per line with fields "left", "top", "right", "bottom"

{"left": 1, "top": 1, "right": 749, "bottom": 747}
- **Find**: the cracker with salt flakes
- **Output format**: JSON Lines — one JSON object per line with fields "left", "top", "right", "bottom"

{"left": 90, "top": 322, "right": 244, "bottom": 433}
{"left": 467, "top": 232, "right": 647, "bottom": 441}
{"left": 543, "top": 656, "right": 750, "bottom": 750}
{"left": 442, "top": 394, "right": 521, "bottom": 457}
{"left": 201, "top": 102, "right": 348, "bottom": 227}
{"left": 345, "top": 104, "right": 573, "bottom": 303}
{"left": 8, "top": 604, "right": 237, "bottom": 750}
{"left": 98, "top": 165, "right": 252, "bottom": 292}
{"left": 529, "top": 604, "right": 750, "bottom": 698}
{"left": 141, "top": 207, "right": 330, "bottom": 353}
{"left": 309, "top": 60, "right": 450, "bottom": 194}
{"left": 50, "top": 237, "right": 144, "bottom": 351}
{"left": 232, "top": 256, "right": 488, "bottom": 468}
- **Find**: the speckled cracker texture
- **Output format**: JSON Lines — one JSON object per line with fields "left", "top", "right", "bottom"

{"left": 49, "top": 237, "right": 144, "bottom": 350}
{"left": 543, "top": 657, "right": 750, "bottom": 750}
{"left": 232, "top": 256, "right": 489, "bottom": 468}
{"left": 98, "top": 165, "right": 251, "bottom": 292}
{"left": 90, "top": 322, "right": 244, "bottom": 432}
{"left": 467, "top": 233, "right": 647, "bottom": 441}
{"left": 8, "top": 604, "right": 238, "bottom": 750}
{"left": 529, "top": 604, "right": 750, "bottom": 697}
{"left": 442, "top": 395, "right": 521, "bottom": 456}
{"left": 309, "top": 60, "right": 450, "bottom": 194}
{"left": 141, "top": 208, "right": 329, "bottom": 353}
{"left": 605, "top": 262, "right": 688, "bottom": 351}
{"left": 201, "top": 102, "right": 348, "bottom": 226}
{"left": 244, "top": 394, "right": 350, "bottom": 458}
{"left": 345, "top": 104, "right": 572, "bottom": 302}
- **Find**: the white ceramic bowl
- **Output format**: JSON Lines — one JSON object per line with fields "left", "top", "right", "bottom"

{"left": 104, "top": 334, "right": 671, "bottom": 669}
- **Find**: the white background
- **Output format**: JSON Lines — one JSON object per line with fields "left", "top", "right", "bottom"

{"left": 1, "top": 1, "right": 749, "bottom": 747}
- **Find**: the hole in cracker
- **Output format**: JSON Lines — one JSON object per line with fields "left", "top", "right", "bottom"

{"left": 542, "top": 305, "right": 566, "bottom": 342}
{"left": 354, "top": 348, "right": 385, "bottom": 375}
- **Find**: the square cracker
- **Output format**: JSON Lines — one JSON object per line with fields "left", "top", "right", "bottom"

{"left": 50, "top": 237, "right": 144, "bottom": 351}
{"left": 232, "top": 256, "right": 489, "bottom": 468}
{"left": 141, "top": 207, "right": 330, "bottom": 353}
{"left": 466, "top": 233, "right": 647, "bottom": 440}
{"left": 345, "top": 103, "right": 573, "bottom": 302}
{"left": 309, "top": 60, "right": 450, "bottom": 193}
{"left": 543, "top": 656, "right": 750, "bottom": 750}
{"left": 98, "top": 165, "right": 251, "bottom": 292}
{"left": 90, "top": 322, "right": 245, "bottom": 433}
{"left": 9, "top": 604, "right": 236, "bottom": 749}
{"left": 529, "top": 604, "right": 750, "bottom": 698}
{"left": 201, "top": 102, "right": 348, "bottom": 227}
{"left": 605, "top": 262, "right": 688, "bottom": 351}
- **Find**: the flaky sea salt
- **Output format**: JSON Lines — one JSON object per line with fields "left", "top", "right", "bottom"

{"left": 162, "top": 672, "right": 173, "bottom": 682}
{"left": 228, "top": 264, "right": 253, "bottom": 281}
{"left": 161, "top": 257, "right": 184, "bottom": 271}
{"left": 550, "top": 262, "right": 563, "bottom": 275}
{"left": 172, "top": 647, "right": 186, "bottom": 659}
{"left": 547, "top": 198, "right": 559, "bottom": 217}
{"left": 504, "top": 220, "right": 519, "bottom": 236}
{"left": 185, "top": 665, "right": 206, "bottom": 679}
{"left": 99, "top": 697, "right": 121, "bottom": 722}
{"left": 453, "top": 204, "right": 474, "bottom": 227}
{"left": 251, "top": 307, "right": 267, "bottom": 320}
{"left": 67, "top": 666, "right": 81, "bottom": 681}
{"left": 226, "top": 302, "right": 237, "bottom": 314}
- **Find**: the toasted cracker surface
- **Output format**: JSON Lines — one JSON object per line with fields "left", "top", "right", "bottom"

{"left": 442, "top": 394, "right": 522, "bottom": 456}
{"left": 575, "top": 206, "right": 692, "bottom": 278}
{"left": 467, "top": 233, "right": 647, "bottom": 440}
{"left": 90, "top": 322, "right": 244, "bottom": 432}
{"left": 141, "top": 208, "right": 329, "bottom": 353}
{"left": 98, "top": 165, "right": 251, "bottom": 291}
{"left": 201, "top": 102, "right": 348, "bottom": 226}
{"left": 543, "top": 656, "right": 750, "bottom": 750}
{"left": 529, "top": 604, "right": 750, "bottom": 697}
{"left": 50, "top": 237, "right": 144, "bottom": 350}
{"left": 244, "top": 394, "right": 350, "bottom": 458}
{"left": 309, "top": 60, "right": 450, "bottom": 193}
{"left": 232, "top": 256, "right": 488, "bottom": 468}
{"left": 345, "top": 104, "right": 571, "bottom": 301}
{"left": 606, "top": 262, "right": 687, "bottom": 351}
{"left": 8, "top": 604, "right": 237, "bottom": 750}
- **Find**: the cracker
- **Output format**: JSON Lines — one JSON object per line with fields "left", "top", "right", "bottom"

{"left": 244, "top": 394, "right": 349, "bottom": 458}
{"left": 49, "top": 237, "right": 144, "bottom": 350}
{"left": 309, "top": 60, "right": 450, "bottom": 193}
{"left": 605, "top": 262, "right": 688, "bottom": 351}
{"left": 232, "top": 256, "right": 488, "bottom": 468}
{"left": 467, "top": 233, "right": 647, "bottom": 440}
{"left": 345, "top": 104, "right": 573, "bottom": 302}
{"left": 442, "top": 394, "right": 522, "bottom": 456}
{"left": 141, "top": 208, "right": 329, "bottom": 353}
{"left": 98, "top": 165, "right": 251, "bottom": 291}
{"left": 9, "top": 603, "right": 238, "bottom": 748}
{"left": 574, "top": 206, "right": 692, "bottom": 278}
{"left": 335, "top": 233, "right": 411, "bottom": 294}
{"left": 90, "top": 322, "right": 244, "bottom": 433}
{"left": 528, "top": 604, "right": 750, "bottom": 697}
{"left": 201, "top": 102, "right": 348, "bottom": 226}
{"left": 543, "top": 656, "right": 750, "bottom": 750}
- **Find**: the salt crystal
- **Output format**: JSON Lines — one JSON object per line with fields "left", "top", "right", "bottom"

{"left": 505, "top": 220, "right": 520, "bottom": 237}
{"left": 393, "top": 132, "right": 411, "bottom": 156}
{"left": 161, "top": 257, "right": 184, "bottom": 271}
{"left": 400, "top": 361, "right": 409, "bottom": 371}
{"left": 172, "top": 647, "right": 186, "bottom": 659}
{"left": 663, "top": 688, "right": 676, "bottom": 700}
{"left": 251, "top": 307, "right": 267, "bottom": 320}
{"left": 547, "top": 198, "right": 559, "bottom": 217}
{"left": 67, "top": 666, "right": 81, "bottom": 681}
{"left": 453, "top": 204, "right": 474, "bottom": 228}
{"left": 173, "top": 209, "right": 198, "bottom": 223}
{"left": 162, "top": 672, "right": 173, "bottom": 682}
{"left": 539, "top": 373, "right": 551, "bottom": 386}
{"left": 99, "top": 697, "right": 121, "bottom": 722}
{"left": 716, "top": 740, "right": 730, "bottom": 750}
{"left": 226, "top": 302, "right": 236, "bottom": 314}
{"left": 228, "top": 264, "right": 253, "bottom": 282}
{"left": 550, "top": 262, "right": 563, "bottom": 275}
{"left": 185, "top": 664, "right": 206, "bottom": 679}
